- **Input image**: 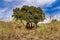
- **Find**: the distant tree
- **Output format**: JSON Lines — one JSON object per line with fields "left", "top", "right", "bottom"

{"left": 51, "top": 19, "right": 58, "bottom": 23}
{"left": 12, "top": 5, "right": 45, "bottom": 29}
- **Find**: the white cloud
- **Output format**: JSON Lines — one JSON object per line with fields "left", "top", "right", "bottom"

{"left": 3, "top": 0, "right": 56, "bottom": 8}
{"left": 4, "top": 0, "right": 56, "bottom": 7}
{"left": 0, "top": 8, "right": 8, "bottom": 18}
{"left": 4, "top": 0, "right": 13, "bottom": 2}
{"left": 38, "top": 12, "right": 60, "bottom": 24}
{"left": 21, "top": 0, "right": 56, "bottom": 7}
{"left": 53, "top": 6, "right": 60, "bottom": 10}
{"left": 36, "top": 0, "right": 56, "bottom": 6}
{"left": 1, "top": 0, "right": 56, "bottom": 21}
{"left": 38, "top": 14, "right": 52, "bottom": 24}
{"left": 52, "top": 13, "right": 60, "bottom": 21}
{"left": 0, "top": 8, "right": 13, "bottom": 21}
{"left": 0, "top": 8, "right": 8, "bottom": 13}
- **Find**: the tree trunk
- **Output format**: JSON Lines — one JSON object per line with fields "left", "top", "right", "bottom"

{"left": 35, "top": 23, "right": 38, "bottom": 28}
{"left": 31, "top": 22, "right": 32, "bottom": 28}
{"left": 26, "top": 22, "right": 30, "bottom": 29}
{"left": 26, "top": 21, "right": 33, "bottom": 29}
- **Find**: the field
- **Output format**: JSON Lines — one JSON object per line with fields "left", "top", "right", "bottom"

{"left": 0, "top": 21, "right": 60, "bottom": 40}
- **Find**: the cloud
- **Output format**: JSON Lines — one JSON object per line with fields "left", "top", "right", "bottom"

{"left": 4, "top": 0, "right": 13, "bottom": 2}
{"left": 3, "top": 0, "right": 56, "bottom": 9}
{"left": 0, "top": 8, "right": 7, "bottom": 13}
{"left": 0, "top": 8, "right": 13, "bottom": 21}
{"left": 52, "top": 12, "right": 60, "bottom": 21}
{"left": 38, "top": 14, "right": 52, "bottom": 24}
{"left": 38, "top": 12, "right": 60, "bottom": 24}
{"left": 22, "top": 0, "right": 56, "bottom": 7}
{"left": 36, "top": 0, "right": 56, "bottom": 6}
{"left": 53, "top": 6, "right": 60, "bottom": 10}
{"left": 3, "top": 0, "right": 56, "bottom": 7}
{"left": 0, "top": 0, "right": 56, "bottom": 21}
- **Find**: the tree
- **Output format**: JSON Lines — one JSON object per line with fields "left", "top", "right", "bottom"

{"left": 51, "top": 19, "right": 58, "bottom": 23}
{"left": 12, "top": 5, "right": 45, "bottom": 29}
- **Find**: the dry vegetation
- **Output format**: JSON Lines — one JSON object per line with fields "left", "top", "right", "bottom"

{"left": 0, "top": 20, "right": 60, "bottom": 40}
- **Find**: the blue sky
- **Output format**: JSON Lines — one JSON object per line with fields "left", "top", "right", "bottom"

{"left": 0, "top": 0, "right": 60, "bottom": 22}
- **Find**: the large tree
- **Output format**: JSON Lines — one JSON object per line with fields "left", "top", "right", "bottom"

{"left": 12, "top": 5, "right": 45, "bottom": 29}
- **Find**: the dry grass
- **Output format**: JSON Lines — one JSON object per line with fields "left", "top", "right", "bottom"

{"left": 0, "top": 21, "right": 60, "bottom": 40}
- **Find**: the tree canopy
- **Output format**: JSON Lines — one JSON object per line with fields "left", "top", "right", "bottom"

{"left": 13, "top": 5, "right": 45, "bottom": 23}
{"left": 12, "top": 5, "right": 45, "bottom": 29}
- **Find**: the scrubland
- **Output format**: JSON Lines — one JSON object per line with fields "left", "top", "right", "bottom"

{"left": 0, "top": 21, "right": 60, "bottom": 40}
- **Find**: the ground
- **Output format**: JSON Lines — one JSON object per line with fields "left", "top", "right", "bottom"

{"left": 0, "top": 21, "right": 60, "bottom": 40}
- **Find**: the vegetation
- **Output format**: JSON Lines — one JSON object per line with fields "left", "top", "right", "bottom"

{"left": 0, "top": 5, "right": 60, "bottom": 40}
{"left": 0, "top": 20, "right": 60, "bottom": 40}
{"left": 51, "top": 19, "right": 58, "bottom": 23}
{"left": 12, "top": 5, "right": 45, "bottom": 29}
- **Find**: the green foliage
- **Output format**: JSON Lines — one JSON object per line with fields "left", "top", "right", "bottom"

{"left": 51, "top": 19, "right": 58, "bottom": 23}
{"left": 12, "top": 5, "right": 45, "bottom": 24}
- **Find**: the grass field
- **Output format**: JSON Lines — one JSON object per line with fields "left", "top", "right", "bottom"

{"left": 0, "top": 21, "right": 60, "bottom": 40}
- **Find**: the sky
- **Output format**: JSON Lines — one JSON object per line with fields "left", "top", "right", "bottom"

{"left": 0, "top": 0, "right": 60, "bottom": 22}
